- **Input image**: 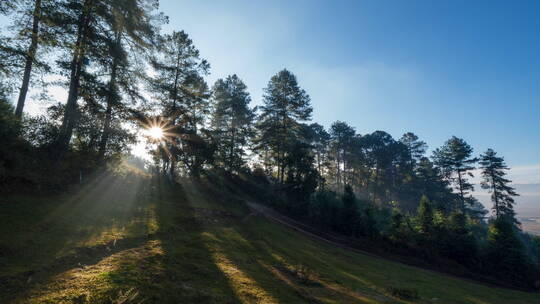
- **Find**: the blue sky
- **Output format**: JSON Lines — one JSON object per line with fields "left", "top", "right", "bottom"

{"left": 159, "top": 0, "right": 540, "bottom": 185}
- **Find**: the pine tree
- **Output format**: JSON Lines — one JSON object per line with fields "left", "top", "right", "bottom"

{"left": 283, "top": 125, "right": 319, "bottom": 216}
{"left": 1, "top": 0, "right": 59, "bottom": 118}
{"left": 13, "top": 0, "right": 42, "bottom": 117}
{"left": 359, "top": 130, "right": 397, "bottom": 204}
{"left": 255, "top": 69, "right": 312, "bottom": 183}
{"left": 54, "top": 0, "right": 115, "bottom": 156}
{"left": 432, "top": 136, "right": 477, "bottom": 212}
{"left": 96, "top": 0, "right": 160, "bottom": 160}
{"left": 399, "top": 132, "right": 427, "bottom": 167}
{"left": 210, "top": 75, "right": 255, "bottom": 172}
{"left": 479, "top": 148, "right": 519, "bottom": 224}
{"left": 486, "top": 217, "right": 531, "bottom": 284}
{"left": 329, "top": 121, "right": 356, "bottom": 191}
{"left": 415, "top": 157, "right": 455, "bottom": 212}
{"left": 147, "top": 30, "right": 210, "bottom": 177}
{"left": 417, "top": 195, "right": 434, "bottom": 235}
{"left": 309, "top": 123, "right": 330, "bottom": 188}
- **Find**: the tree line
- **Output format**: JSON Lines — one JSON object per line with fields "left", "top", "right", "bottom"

{"left": 0, "top": 0, "right": 539, "bottom": 288}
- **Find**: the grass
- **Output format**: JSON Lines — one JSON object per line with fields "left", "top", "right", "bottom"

{"left": 1, "top": 173, "right": 540, "bottom": 303}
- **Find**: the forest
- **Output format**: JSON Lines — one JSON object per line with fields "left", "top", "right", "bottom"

{"left": 1, "top": 0, "right": 540, "bottom": 298}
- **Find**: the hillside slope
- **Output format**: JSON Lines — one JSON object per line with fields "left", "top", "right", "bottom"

{"left": 1, "top": 174, "right": 539, "bottom": 304}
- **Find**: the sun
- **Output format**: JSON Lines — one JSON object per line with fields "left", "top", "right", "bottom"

{"left": 147, "top": 127, "right": 164, "bottom": 140}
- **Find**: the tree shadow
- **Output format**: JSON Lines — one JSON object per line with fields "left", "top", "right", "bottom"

{"left": 0, "top": 172, "right": 156, "bottom": 302}
{"left": 223, "top": 216, "right": 405, "bottom": 304}
{"left": 109, "top": 177, "right": 244, "bottom": 303}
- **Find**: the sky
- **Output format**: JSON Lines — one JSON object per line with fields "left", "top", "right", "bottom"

{"left": 156, "top": 0, "right": 540, "bottom": 215}
{"left": 4, "top": 0, "right": 540, "bottom": 214}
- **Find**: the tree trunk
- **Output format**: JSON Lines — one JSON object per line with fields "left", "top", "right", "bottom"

{"left": 457, "top": 170, "right": 465, "bottom": 212}
{"left": 97, "top": 33, "right": 121, "bottom": 161}
{"left": 15, "top": 0, "right": 42, "bottom": 118}
{"left": 229, "top": 126, "right": 236, "bottom": 171}
{"left": 97, "top": 102, "right": 113, "bottom": 159}
{"left": 491, "top": 170, "right": 500, "bottom": 218}
{"left": 55, "top": 0, "right": 93, "bottom": 158}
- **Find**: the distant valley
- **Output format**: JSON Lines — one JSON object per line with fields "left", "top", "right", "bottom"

{"left": 476, "top": 183, "right": 540, "bottom": 234}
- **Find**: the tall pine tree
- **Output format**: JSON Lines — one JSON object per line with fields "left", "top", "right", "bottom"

{"left": 210, "top": 74, "right": 255, "bottom": 172}
{"left": 432, "top": 136, "right": 477, "bottom": 212}
{"left": 2, "top": 0, "right": 59, "bottom": 118}
{"left": 255, "top": 69, "right": 312, "bottom": 183}
{"left": 96, "top": 0, "right": 160, "bottom": 160}
{"left": 54, "top": 0, "right": 122, "bottom": 156}
{"left": 147, "top": 30, "right": 210, "bottom": 177}
{"left": 329, "top": 121, "right": 356, "bottom": 191}
{"left": 480, "top": 148, "right": 519, "bottom": 224}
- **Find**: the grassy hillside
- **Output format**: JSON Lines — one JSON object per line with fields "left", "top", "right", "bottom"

{"left": 1, "top": 173, "right": 539, "bottom": 304}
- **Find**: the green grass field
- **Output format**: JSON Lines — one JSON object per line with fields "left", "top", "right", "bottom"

{"left": 1, "top": 173, "right": 539, "bottom": 303}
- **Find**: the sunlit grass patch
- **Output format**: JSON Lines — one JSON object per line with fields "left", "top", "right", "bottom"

{"left": 16, "top": 240, "right": 164, "bottom": 304}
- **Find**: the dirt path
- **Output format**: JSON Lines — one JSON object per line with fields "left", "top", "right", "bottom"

{"left": 246, "top": 202, "right": 522, "bottom": 291}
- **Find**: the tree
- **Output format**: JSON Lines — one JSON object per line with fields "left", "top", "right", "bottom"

{"left": 147, "top": 30, "right": 211, "bottom": 177}
{"left": 0, "top": 98, "right": 22, "bottom": 182}
{"left": 432, "top": 136, "right": 477, "bottom": 212}
{"left": 329, "top": 121, "right": 356, "bottom": 191}
{"left": 13, "top": 0, "right": 42, "bottom": 117}
{"left": 444, "top": 212, "right": 478, "bottom": 265}
{"left": 486, "top": 217, "right": 532, "bottom": 284}
{"left": 1, "top": 0, "right": 60, "bottom": 118}
{"left": 210, "top": 75, "right": 255, "bottom": 172}
{"left": 415, "top": 157, "right": 455, "bottom": 212}
{"left": 283, "top": 126, "right": 319, "bottom": 217}
{"left": 54, "top": 0, "right": 116, "bottom": 156}
{"left": 309, "top": 123, "right": 330, "bottom": 188}
{"left": 341, "top": 184, "right": 358, "bottom": 236}
{"left": 96, "top": 0, "right": 160, "bottom": 160}
{"left": 417, "top": 195, "right": 434, "bottom": 235}
{"left": 480, "top": 149, "right": 519, "bottom": 224}
{"left": 255, "top": 69, "right": 312, "bottom": 183}
{"left": 399, "top": 132, "right": 427, "bottom": 167}
{"left": 359, "top": 131, "right": 397, "bottom": 204}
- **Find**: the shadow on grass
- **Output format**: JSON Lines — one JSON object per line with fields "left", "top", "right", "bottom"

{"left": 0, "top": 172, "right": 155, "bottom": 302}
{"left": 215, "top": 216, "right": 405, "bottom": 304}
{"left": 96, "top": 177, "right": 244, "bottom": 303}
